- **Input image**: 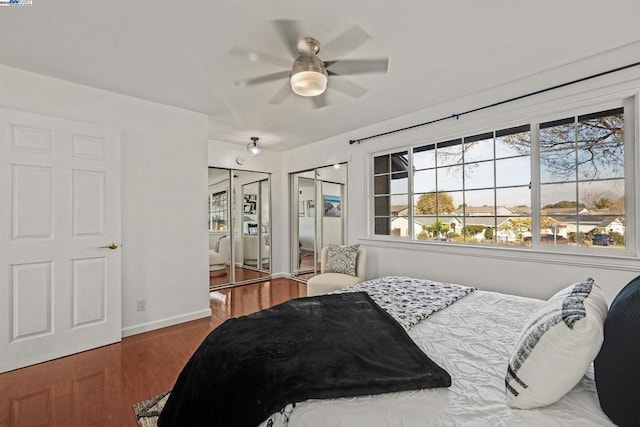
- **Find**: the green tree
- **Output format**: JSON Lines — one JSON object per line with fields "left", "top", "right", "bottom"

{"left": 542, "top": 200, "right": 585, "bottom": 209}
{"left": 414, "top": 192, "right": 455, "bottom": 215}
{"left": 593, "top": 197, "right": 613, "bottom": 209}
{"left": 462, "top": 225, "right": 484, "bottom": 236}
{"left": 498, "top": 218, "right": 531, "bottom": 242}
{"left": 426, "top": 220, "right": 450, "bottom": 238}
{"left": 484, "top": 227, "right": 494, "bottom": 241}
{"left": 609, "top": 231, "right": 624, "bottom": 246}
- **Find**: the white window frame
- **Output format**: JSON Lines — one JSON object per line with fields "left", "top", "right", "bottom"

{"left": 368, "top": 94, "right": 638, "bottom": 261}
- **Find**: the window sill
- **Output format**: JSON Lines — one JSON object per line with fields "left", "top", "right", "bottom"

{"left": 358, "top": 236, "right": 640, "bottom": 272}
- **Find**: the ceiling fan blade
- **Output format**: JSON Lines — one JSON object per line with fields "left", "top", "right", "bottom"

{"left": 268, "top": 82, "right": 293, "bottom": 104}
{"left": 327, "top": 77, "right": 368, "bottom": 98}
{"left": 229, "top": 46, "right": 292, "bottom": 68}
{"left": 234, "top": 70, "right": 290, "bottom": 87}
{"left": 311, "top": 92, "right": 329, "bottom": 109}
{"left": 324, "top": 25, "right": 372, "bottom": 58}
{"left": 271, "top": 19, "right": 303, "bottom": 59}
{"left": 324, "top": 58, "right": 389, "bottom": 75}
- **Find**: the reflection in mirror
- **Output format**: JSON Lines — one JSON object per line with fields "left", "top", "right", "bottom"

{"left": 297, "top": 175, "right": 316, "bottom": 276}
{"left": 290, "top": 163, "right": 347, "bottom": 281}
{"left": 238, "top": 170, "right": 271, "bottom": 283}
{"left": 260, "top": 179, "right": 270, "bottom": 270}
{"left": 208, "top": 167, "right": 272, "bottom": 289}
{"left": 208, "top": 168, "right": 232, "bottom": 287}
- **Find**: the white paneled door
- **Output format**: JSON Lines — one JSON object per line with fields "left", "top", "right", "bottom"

{"left": 0, "top": 109, "right": 121, "bottom": 373}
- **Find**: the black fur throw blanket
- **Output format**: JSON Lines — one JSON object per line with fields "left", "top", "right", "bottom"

{"left": 158, "top": 292, "right": 451, "bottom": 427}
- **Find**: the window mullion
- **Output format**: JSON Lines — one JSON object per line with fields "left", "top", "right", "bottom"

{"left": 408, "top": 148, "right": 414, "bottom": 240}
{"left": 530, "top": 121, "right": 541, "bottom": 245}
{"left": 574, "top": 118, "right": 581, "bottom": 246}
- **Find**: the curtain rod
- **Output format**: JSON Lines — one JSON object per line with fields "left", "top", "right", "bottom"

{"left": 348, "top": 61, "right": 640, "bottom": 145}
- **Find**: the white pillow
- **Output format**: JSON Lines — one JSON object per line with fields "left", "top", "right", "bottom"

{"left": 505, "top": 278, "right": 608, "bottom": 409}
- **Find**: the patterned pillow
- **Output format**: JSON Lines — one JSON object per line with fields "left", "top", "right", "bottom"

{"left": 505, "top": 278, "right": 608, "bottom": 409}
{"left": 324, "top": 244, "right": 360, "bottom": 276}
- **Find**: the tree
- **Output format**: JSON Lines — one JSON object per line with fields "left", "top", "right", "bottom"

{"left": 579, "top": 186, "right": 624, "bottom": 211}
{"left": 425, "top": 220, "right": 450, "bottom": 238}
{"left": 593, "top": 197, "right": 613, "bottom": 209}
{"left": 484, "top": 227, "right": 494, "bottom": 241}
{"left": 540, "top": 217, "right": 559, "bottom": 231}
{"left": 498, "top": 217, "right": 531, "bottom": 243}
{"left": 414, "top": 192, "right": 455, "bottom": 215}
{"left": 462, "top": 225, "right": 484, "bottom": 236}
{"left": 416, "top": 225, "right": 429, "bottom": 240}
{"left": 542, "top": 200, "right": 584, "bottom": 209}
{"left": 502, "top": 113, "right": 624, "bottom": 180}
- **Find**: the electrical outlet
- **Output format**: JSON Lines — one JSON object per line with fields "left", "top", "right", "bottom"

{"left": 136, "top": 299, "right": 146, "bottom": 312}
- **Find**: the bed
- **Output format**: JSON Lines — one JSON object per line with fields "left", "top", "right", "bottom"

{"left": 158, "top": 275, "right": 638, "bottom": 427}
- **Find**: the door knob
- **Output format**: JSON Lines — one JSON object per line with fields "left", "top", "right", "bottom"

{"left": 100, "top": 242, "right": 119, "bottom": 250}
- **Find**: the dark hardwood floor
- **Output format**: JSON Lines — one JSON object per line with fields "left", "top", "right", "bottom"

{"left": 0, "top": 278, "right": 306, "bottom": 427}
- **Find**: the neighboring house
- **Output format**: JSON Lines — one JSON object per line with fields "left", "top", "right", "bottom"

{"left": 390, "top": 216, "right": 423, "bottom": 238}
{"left": 385, "top": 203, "right": 625, "bottom": 244}
{"left": 603, "top": 217, "right": 626, "bottom": 235}
{"left": 544, "top": 215, "right": 626, "bottom": 236}
{"left": 456, "top": 205, "right": 515, "bottom": 217}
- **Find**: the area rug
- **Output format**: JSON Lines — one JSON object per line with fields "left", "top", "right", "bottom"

{"left": 133, "top": 391, "right": 170, "bottom": 427}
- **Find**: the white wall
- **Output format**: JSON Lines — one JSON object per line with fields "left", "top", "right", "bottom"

{"left": 281, "top": 62, "right": 640, "bottom": 304}
{"left": 0, "top": 64, "right": 211, "bottom": 337}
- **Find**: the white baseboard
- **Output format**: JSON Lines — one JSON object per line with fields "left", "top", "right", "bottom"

{"left": 121, "top": 308, "right": 212, "bottom": 338}
{"left": 271, "top": 271, "right": 290, "bottom": 278}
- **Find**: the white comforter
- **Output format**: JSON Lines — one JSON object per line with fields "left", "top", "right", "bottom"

{"left": 283, "top": 290, "right": 613, "bottom": 426}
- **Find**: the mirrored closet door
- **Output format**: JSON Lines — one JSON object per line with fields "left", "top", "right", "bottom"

{"left": 208, "top": 167, "right": 271, "bottom": 289}
{"left": 290, "top": 163, "right": 347, "bottom": 281}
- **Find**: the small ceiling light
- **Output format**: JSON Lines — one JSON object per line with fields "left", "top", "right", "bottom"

{"left": 290, "top": 38, "right": 328, "bottom": 97}
{"left": 333, "top": 164, "right": 341, "bottom": 169}
{"left": 247, "top": 136, "right": 263, "bottom": 157}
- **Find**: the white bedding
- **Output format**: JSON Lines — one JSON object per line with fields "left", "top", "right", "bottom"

{"left": 283, "top": 290, "right": 613, "bottom": 426}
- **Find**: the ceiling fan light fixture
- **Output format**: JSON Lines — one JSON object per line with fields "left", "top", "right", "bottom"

{"left": 289, "top": 38, "right": 328, "bottom": 97}
{"left": 247, "top": 136, "right": 263, "bottom": 157}
{"left": 290, "top": 70, "right": 328, "bottom": 97}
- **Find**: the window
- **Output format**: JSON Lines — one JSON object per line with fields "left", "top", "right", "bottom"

{"left": 209, "top": 190, "right": 228, "bottom": 231}
{"left": 374, "top": 151, "right": 409, "bottom": 235}
{"left": 372, "top": 107, "right": 628, "bottom": 252}
{"left": 539, "top": 108, "right": 625, "bottom": 248}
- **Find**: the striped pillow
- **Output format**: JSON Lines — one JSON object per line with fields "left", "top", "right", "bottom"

{"left": 505, "top": 278, "right": 608, "bottom": 409}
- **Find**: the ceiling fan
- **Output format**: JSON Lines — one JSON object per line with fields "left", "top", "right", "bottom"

{"left": 231, "top": 20, "right": 389, "bottom": 108}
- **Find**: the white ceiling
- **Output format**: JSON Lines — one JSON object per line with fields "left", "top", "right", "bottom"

{"left": 1, "top": 1, "right": 640, "bottom": 151}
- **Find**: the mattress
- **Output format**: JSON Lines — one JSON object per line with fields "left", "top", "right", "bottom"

{"left": 281, "top": 289, "right": 613, "bottom": 426}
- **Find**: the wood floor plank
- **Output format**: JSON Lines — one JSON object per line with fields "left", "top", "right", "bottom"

{"left": 0, "top": 278, "right": 306, "bottom": 427}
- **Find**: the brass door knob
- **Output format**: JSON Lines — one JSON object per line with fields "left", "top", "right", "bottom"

{"left": 100, "top": 242, "right": 119, "bottom": 250}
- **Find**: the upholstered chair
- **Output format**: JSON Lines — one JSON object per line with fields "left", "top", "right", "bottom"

{"left": 306, "top": 246, "right": 367, "bottom": 296}
{"left": 209, "top": 236, "right": 230, "bottom": 271}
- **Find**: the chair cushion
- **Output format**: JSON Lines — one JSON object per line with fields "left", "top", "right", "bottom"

{"left": 594, "top": 274, "right": 640, "bottom": 427}
{"left": 209, "top": 250, "right": 224, "bottom": 266}
{"left": 325, "top": 244, "right": 359, "bottom": 276}
{"left": 306, "top": 273, "right": 362, "bottom": 296}
{"left": 505, "top": 278, "right": 608, "bottom": 409}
